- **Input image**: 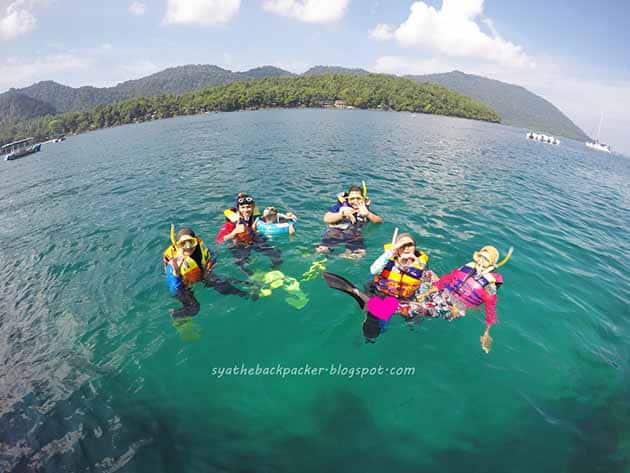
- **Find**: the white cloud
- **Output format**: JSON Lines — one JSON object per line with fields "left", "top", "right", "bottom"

{"left": 0, "top": 0, "right": 37, "bottom": 40}
{"left": 0, "top": 54, "right": 90, "bottom": 90}
{"left": 369, "top": 23, "right": 393, "bottom": 40}
{"left": 370, "top": 0, "right": 533, "bottom": 69}
{"left": 128, "top": 1, "right": 146, "bottom": 16}
{"left": 263, "top": 0, "right": 350, "bottom": 24}
{"left": 164, "top": 0, "right": 240, "bottom": 26}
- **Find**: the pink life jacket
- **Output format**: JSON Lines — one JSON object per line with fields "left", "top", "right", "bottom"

{"left": 444, "top": 264, "right": 503, "bottom": 307}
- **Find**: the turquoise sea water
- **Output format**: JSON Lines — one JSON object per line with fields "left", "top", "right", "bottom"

{"left": 1, "top": 109, "right": 629, "bottom": 472}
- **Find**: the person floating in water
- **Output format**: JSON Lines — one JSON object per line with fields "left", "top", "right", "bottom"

{"left": 255, "top": 207, "right": 298, "bottom": 236}
{"left": 163, "top": 226, "right": 249, "bottom": 318}
{"left": 418, "top": 245, "right": 512, "bottom": 353}
{"left": 367, "top": 232, "right": 437, "bottom": 319}
{"left": 316, "top": 184, "right": 382, "bottom": 259}
{"left": 215, "top": 193, "right": 282, "bottom": 274}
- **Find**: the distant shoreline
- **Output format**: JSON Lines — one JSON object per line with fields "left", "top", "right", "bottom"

{"left": 0, "top": 74, "right": 500, "bottom": 146}
{"left": 46, "top": 105, "right": 507, "bottom": 143}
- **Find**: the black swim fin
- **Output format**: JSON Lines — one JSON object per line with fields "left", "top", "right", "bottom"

{"left": 322, "top": 272, "right": 368, "bottom": 309}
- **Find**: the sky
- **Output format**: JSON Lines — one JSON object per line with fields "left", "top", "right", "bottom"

{"left": 1, "top": 0, "right": 629, "bottom": 154}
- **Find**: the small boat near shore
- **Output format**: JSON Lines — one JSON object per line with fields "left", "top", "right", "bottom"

{"left": 585, "top": 113, "right": 611, "bottom": 153}
{"left": 2, "top": 137, "right": 42, "bottom": 161}
{"left": 527, "top": 132, "right": 559, "bottom": 145}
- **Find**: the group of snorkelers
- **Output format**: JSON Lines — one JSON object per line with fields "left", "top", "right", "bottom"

{"left": 163, "top": 185, "right": 512, "bottom": 353}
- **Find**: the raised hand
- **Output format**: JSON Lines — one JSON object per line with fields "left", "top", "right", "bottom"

{"left": 341, "top": 207, "right": 357, "bottom": 224}
{"left": 357, "top": 201, "right": 369, "bottom": 217}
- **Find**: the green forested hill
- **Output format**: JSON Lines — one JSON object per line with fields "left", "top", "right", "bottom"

{"left": 0, "top": 91, "right": 57, "bottom": 126}
{"left": 17, "top": 80, "right": 127, "bottom": 113}
{"left": 1, "top": 65, "right": 589, "bottom": 144}
{"left": 0, "top": 64, "right": 295, "bottom": 119}
{"left": 115, "top": 65, "right": 244, "bottom": 98}
{"left": 407, "top": 70, "right": 588, "bottom": 141}
{"left": 0, "top": 74, "right": 500, "bottom": 144}
{"left": 242, "top": 66, "right": 295, "bottom": 79}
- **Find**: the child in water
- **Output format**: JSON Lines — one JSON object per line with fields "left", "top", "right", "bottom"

{"left": 368, "top": 232, "right": 437, "bottom": 318}
{"left": 255, "top": 207, "right": 298, "bottom": 236}
{"left": 418, "top": 245, "right": 511, "bottom": 353}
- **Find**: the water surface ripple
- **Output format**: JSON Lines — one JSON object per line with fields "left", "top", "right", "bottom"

{"left": 1, "top": 110, "right": 629, "bottom": 472}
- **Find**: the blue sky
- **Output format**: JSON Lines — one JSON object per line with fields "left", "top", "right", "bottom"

{"left": 1, "top": 0, "right": 629, "bottom": 154}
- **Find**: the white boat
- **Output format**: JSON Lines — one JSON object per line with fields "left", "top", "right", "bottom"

{"left": 2, "top": 137, "right": 41, "bottom": 161}
{"left": 585, "top": 141, "right": 611, "bottom": 153}
{"left": 527, "top": 132, "right": 559, "bottom": 145}
{"left": 585, "top": 113, "right": 611, "bottom": 153}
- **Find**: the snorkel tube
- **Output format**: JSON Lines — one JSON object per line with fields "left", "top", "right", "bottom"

{"left": 383, "top": 227, "right": 398, "bottom": 251}
{"left": 495, "top": 246, "right": 513, "bottom": 269}
{"left": 170, "top": 224, "right": 176, "bottom": 246}
{"left": 479, "top": 246, "right": 513, "bottom": 275}
{"left": 362, "top": 180, "right": 368, "bottom": 200}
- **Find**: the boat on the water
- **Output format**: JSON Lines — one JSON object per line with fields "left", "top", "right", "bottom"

{"left": 527, "top": 132, "right": 559, "bottom": 145}
{"left": 2, "top": 137, "right": 41, "bottom": 161}
{"left": 585, "top": 141, "right": 611, "bottom": 153}
{"left": 585, "top": 113, "right": 611, "bottom": 153}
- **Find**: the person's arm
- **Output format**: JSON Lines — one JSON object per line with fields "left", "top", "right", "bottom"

{"left": 224, "top": 224, "right": 246, "bottom": 241}
{"left": 216, "top": 221, "right": 238, "bottom": 244}
{"left": 281, "top": 212, "right": 297, "bottom": 221}
{"left": 480, "top": 290, "right": 498, "bottom": 353}
{"left": 203, "top": 246, "right": 216, "bottom": 273}
{"left": 366, "top": 209, "right": 383, "bottom": 224}
{"left": 357, "top": 202, "right": 382, "bottom": 224}
{"left": 324, "top": 207, "right": 355, "bottom": 224}
{"left": 482, "top": 292, "right": 498, "bottom": 327}
{"left": 165, "top": 260, "right": 183, "bottom": 296}
{"left": 370, "top": 249, "right": 394, "bottom": 275}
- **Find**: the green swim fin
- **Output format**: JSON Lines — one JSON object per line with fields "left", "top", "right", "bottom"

{"left": 283, "top": 276, "right": 309, "bottom": 309}
{"left": 286, "top": 293, "right": 309, "bottom": 310}
{"left": 302, "top": 257, "right": 327, "bottom": 281}
{"left": 172, "top": 318, "right": 202, "bottom": 342}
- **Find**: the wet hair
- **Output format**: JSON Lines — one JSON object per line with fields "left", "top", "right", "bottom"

{"left": 347, "top": 185, "right": 363, "bottom": 195}
{"left": 235, "top": 193, "right": 255, "bottom": 207}
{"left": 176, "top": 228, "right": 196, "bottom": 240}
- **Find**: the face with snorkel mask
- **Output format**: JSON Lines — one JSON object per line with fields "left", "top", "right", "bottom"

{"left": 236, "top": 194, "right": 255, "bottom": 221}
{"left": 392, "top": 233, "right": 422, "bottom": 271}
{"left": 472, "top": 246, "right": 499, "bottom": 274}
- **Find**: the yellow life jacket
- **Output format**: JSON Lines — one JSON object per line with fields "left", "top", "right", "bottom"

{"left": 163, "top": 237, "right": 212, "bottom": 285}
{"left": 372, "top": 251, "right": 428, "bottom": 299}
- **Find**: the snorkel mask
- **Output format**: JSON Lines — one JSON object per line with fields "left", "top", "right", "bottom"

{"left": 472, "top": 246, "right": 513, "bottom": 274}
